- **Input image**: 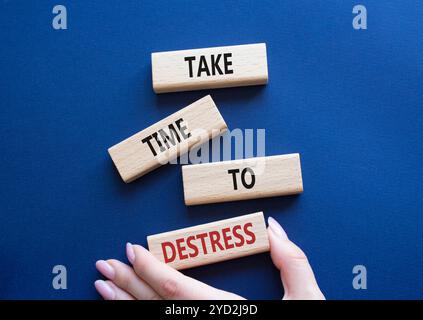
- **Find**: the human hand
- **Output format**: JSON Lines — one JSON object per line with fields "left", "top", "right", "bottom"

{"left": 94, "top": 217, "right": 325, "bottom": 300}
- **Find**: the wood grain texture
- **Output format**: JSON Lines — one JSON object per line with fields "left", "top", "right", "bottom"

{"left": 152, "top": 43, "right": 268, "bottom": 93}
{"left": 182, "top": 154, "right": 303, "bottom": 205}
{"left": 147, "top": 212, "right": 269, "bottom": 270}
{"left": 108, "top": 95, "right": 227, "bottom": 183}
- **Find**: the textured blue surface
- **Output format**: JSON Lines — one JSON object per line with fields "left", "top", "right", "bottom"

{"left": 1, "top": 0, "right": 423, "bottom": 299}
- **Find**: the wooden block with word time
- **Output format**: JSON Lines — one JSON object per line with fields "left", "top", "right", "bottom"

{"left": 147, "top": 212, "right": 269, "bottom": 270}
{"left": 152, "top": 43, "right": 268, "bottom": 93}
{"left": 108, "top": 95, "right": 227, "bottom": 183}
{"left": 182, "top": 154, "right": 303, "bottom": 205}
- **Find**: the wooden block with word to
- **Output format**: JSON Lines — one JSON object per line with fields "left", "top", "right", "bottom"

{"left": 182, "top": 154, "right": 303, "bottom": 205}
{"left": 147, "top": 212, "right": 269, "bottom": 270}
{"left": 152, "top": 43, "right": 268, "bottom": 93}
{"left": 108, "top": 95, "right": 227, "bottom": 183}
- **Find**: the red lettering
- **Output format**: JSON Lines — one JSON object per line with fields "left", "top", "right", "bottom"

{"left": 244, "top": 222, "right": 256, "bottom": 244}
{"left": 175, "top": 238, "right": 188, "bottom": 260}
{"left": 161, "top": 241, "right": 176, "bottom": 263}
{"left": 186, "top": 235, "right": 199, "bottom": 258}
{"left": 232, "top": 224, "right": 245, "bottom": 247}
{"left": 209, "top": 231, "right": 224, "bottom": 252}
{"left": 221, "top": 227, "right": 234, "bottom": 249}
{"left": 196, "top": 232, "right": 209, "bottom": 255}
{"left": 161, "top": 222, "right": 258, "bottom": 264}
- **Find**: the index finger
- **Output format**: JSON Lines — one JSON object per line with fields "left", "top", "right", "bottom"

{"left": 126, "top": 243, "right": 244, "bottom": 300}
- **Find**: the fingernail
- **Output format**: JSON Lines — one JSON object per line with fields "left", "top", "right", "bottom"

{"left": 126, "top": 242, "right": 135, "bottom": 264}
{"left": 95, "top": 260, "right": 115, "bottom": 280}
{"left": 268, "top": 217, "right": 288, "bottom": 240}
{"left": 94, "top": 280, "right": 115, "bottom": 300}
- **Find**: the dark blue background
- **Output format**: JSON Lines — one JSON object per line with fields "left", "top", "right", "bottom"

{"left": 1, "top": 0, "right": 422, "bottom": 299}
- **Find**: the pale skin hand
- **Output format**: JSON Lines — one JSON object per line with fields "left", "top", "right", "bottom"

{"left": 94, "top": 217, "right": 325, "bottom": 300}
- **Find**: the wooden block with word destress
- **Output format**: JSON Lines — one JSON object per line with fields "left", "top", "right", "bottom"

{"left": 182, "top": 154, "right": 303, "bottom": 205}
{"left": 152, "top": 43, "right": 268, "bottom": 93}
{"left": 108, "top": 95, "right": 227, "bottom": 183}
{"left": 147, "top": 212, "right": 269, "bottom": 270}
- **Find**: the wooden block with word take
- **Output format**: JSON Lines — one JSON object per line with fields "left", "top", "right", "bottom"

{"left": 182, "top": 154, "right": 303, "bottom": 205}
{"left": 152, "top": 43, "right": 268, "bottom": 93}
{"left": 108, "top": 95, "right": 227, "bottom": 183}
{"left": 147, "top": 212, "right": 269, "bottom": 270}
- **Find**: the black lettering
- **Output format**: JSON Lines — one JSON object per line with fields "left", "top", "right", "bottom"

{"left": 151, "top": 132, "right": 166, "bottom": 152}
{"left": 184, "top": 56, "right": 196, "bottom": 78}
{"left": 241, "top": 167, "right": 255, "bottom": 189}
{"left": 197, "top": 55, "right": 211, "bottom": 77}
{"left": 211, "top": 54, "right": 223, "bottom": 75}
{"left": 228, "top": 169, "right": 240, "bottom": 190}
{"left": 224, "top": 53, "right": 233, "bottom": 74}
{"left": 166, "top": 123, "right": 182, "bottom": 146}
{"left": 141, "top": 135, "right": 157, "bottom": 156}
{"left": 158, "top": 129, "right": 170, "bottom": 149}
{"left": 175, "top": 118, "right": 191, "bottom": 139}
{"left": 142, "top": 119, "right": 192, "bottom": 157}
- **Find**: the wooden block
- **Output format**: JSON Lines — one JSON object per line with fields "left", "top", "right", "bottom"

{"left": 147, "top": 212, "right": 269, "bottom": 270}
{"left": 108, "top": 95, "right": 227, "bottom": 183}
{"left": 182, "top": 154, "right": 303, "bottom": 205}
{"left": 152, "top": 43, "right": 268, "bottom": 93}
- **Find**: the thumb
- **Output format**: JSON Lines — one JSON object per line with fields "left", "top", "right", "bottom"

{"left": 267, "top": 217, "right": 325, "bottom": 300}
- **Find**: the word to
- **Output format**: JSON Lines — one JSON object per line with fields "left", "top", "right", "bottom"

{"left": 182, "top": 154, "right": 303, "bottom": 205}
